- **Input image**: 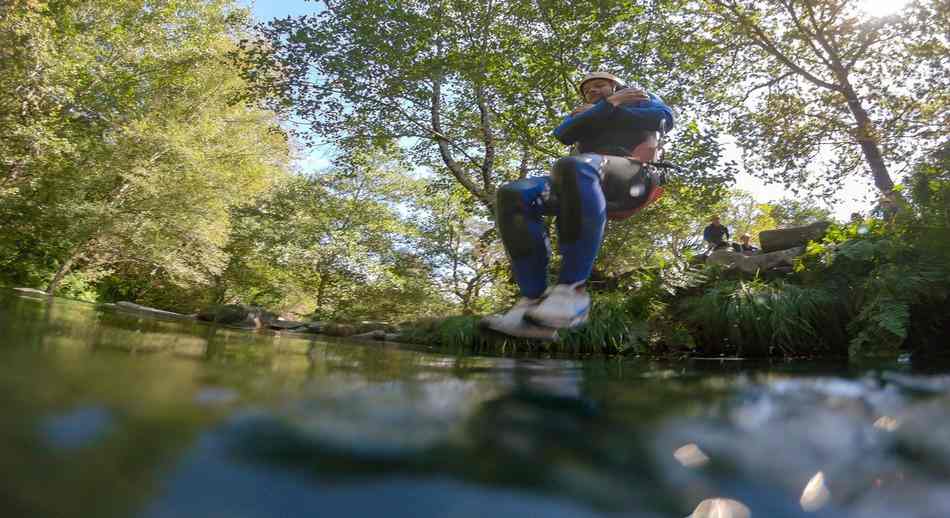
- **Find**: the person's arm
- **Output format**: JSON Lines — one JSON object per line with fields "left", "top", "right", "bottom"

{"left": 553, "top": 99, "right": 616, "bottom": 146}
{"left": 703, "top": 225, "right": 713, "bottom": 242}
{"left": 612, "top": 93, "right": 675, "bottom": 132}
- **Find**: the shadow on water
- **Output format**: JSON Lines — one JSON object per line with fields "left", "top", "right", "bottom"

{"left": 2, "top": 289, "right": 950, "bottom": 518}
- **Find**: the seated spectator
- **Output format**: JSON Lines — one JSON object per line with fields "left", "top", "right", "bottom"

{"left": 703, "top": 215, "right": 730, "bottom": 251}
{"left": 739, "top": 233, "right": 759, "bottom": 255}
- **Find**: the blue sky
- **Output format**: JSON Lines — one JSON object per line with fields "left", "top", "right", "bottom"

{"left": 238, "top": 1, "right": 333, "bottom": 172}
{"left": 240, "top": 0, "right": 320, "bottom": 21}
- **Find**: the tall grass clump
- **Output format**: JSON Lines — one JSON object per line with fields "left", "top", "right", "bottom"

{"left": 679, "top": 279, "right": 847, "bottom": 357}
{"left": 398, "top": 292, "right": 652, "bottom": 356}
{"left": 559, "top": 292, "right": 649, "bottom": 355}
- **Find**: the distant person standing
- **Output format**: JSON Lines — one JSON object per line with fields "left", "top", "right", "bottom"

{"left": 703, "top": 215, "right": 730, "bottom": 251}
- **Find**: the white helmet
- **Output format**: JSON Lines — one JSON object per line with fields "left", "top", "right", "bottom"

{"left": 578, "top": 71, "right": 624, "bottom": 95}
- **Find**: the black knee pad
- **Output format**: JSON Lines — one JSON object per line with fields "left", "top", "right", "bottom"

{"left": 496, "top": 183, "right": 542, "bottom": 259}
{"left": 551, "top": 157, "right": 587, "bottom": 243}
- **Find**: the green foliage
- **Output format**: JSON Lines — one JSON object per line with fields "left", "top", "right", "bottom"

{"left": 680, "top": 279, "right": 846, "bottom": 357}
{"left": 559, "top": 293, "right": 649, "bottom": 355}
{"left": 405, "top": 260, "right": 707, "bottom": 357}
{"left": 692, "top": 0, "right": 948, "bottom": 196}
{"left": 237, "top": 0, "right": 734, "bottom": 234}
{"left": 799, "top": 218, "right": 950, "bottom": 358}
{"left": 0, "top": 0, "right": 288, "bottom": 297}
{"left": 787, "top": 145, "right": 950, "bottom": 359}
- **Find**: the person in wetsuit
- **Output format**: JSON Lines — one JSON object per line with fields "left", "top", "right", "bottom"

{"left": 482, "top": 71, "right": 675, "bottom": 338}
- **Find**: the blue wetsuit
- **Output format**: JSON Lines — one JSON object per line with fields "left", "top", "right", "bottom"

{"left": 496, "top": 94, "right": 674, "bottom": 298}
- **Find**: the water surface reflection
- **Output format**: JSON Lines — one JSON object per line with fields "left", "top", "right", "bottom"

{"left": 2, "top": 291, "right": 950, "bottom": 518}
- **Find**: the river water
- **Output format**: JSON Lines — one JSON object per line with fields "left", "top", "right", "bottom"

{"left": 1, "top": 289, "right": 949, "bottom": 518}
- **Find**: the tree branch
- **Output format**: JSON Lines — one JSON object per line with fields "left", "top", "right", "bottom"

{"left": 475, "top": 84, "right": 495, "bottom": 191}
{"left": 777, "top": 0, "right": 835, "bottom": 70}
{"left": 296, "top": 79, "right": 488, "bottom": 173}
{"left": 709, "top": 0, "right": 841, "bottom": 92}
{"left": 431, "top": 71, "right": 488, "bottom": 205}
{"left": 739, "top": 71, "right": 795, "bottom": 104}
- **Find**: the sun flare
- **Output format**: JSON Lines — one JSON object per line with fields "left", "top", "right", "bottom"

{"left": 858, "top": 0, "right": 910, "bottom": 17}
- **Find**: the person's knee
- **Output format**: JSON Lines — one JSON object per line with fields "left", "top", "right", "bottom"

{"left": 496, "top": 181, "right": 523, "bottom": 213}
{"left": 496, "top": 180, "right": 548, "bottom": 258}
{"left": 496, "top": 177, "right": 549, "bottom": 210}
{"left": 552, "top": 155, "right": 600, "bottom": 183}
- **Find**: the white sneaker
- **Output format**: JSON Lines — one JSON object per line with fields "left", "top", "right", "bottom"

{"left": 479, "top": 297, "right": 558, "bottom": 341}
{"left": 524, "top": 282, "right": 590, "bottom": 329}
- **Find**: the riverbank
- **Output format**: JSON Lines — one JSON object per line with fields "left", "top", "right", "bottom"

{"left": 10, "top": 214, "right": 950, "bottom": 362}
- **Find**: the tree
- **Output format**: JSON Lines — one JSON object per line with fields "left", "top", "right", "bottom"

{"left": 412, "top": 184, "right": 510, "bottom": 314}
{"left": 0, "top": 0, "right": 290, "bottom": 297}
{"left": 219, "top": 145, "right": 454, "bottom": 320}
{"left": 237, "top": 0, "right": 737, "bottom": 300}
{"left": 697, "top": 0, "right": 949, "bottom": 197}
{"left": 237, "top": 0, "right": 731, "bottom": 214}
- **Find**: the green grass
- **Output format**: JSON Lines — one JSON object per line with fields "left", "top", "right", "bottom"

{"left": 679, "top": 278, "right": 848, "bottom": 357}
{"left": 399, "top": 293, "right": 651, "bottom": 356}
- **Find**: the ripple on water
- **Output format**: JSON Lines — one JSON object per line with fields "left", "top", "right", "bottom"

{"left": 653, "top": 373, "right": 950, "bottom": 518}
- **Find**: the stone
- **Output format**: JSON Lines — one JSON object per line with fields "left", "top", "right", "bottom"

{"left": 268, "top": 319, "right": 306, "bottom": 330}
{"left": 351, "top": 329, "right": 386, "bottom": 341}
{"left": 304, "top": 322, "right": 324, "bottom": 333}
{"left": 759, "top": 221, "right": 830, "bottom": 252}
{"left": 195, "top": 304, "right": 277, "bottom": 329}
{"left": 115, "top": 301, "right": 192, "bottom": 320}
{"left": 320, "top": 323, "right": 356, "bottom": 337}
{"left": 13, "top": 287, "right": 49, "bottom": 296}
{"left": 706, "top": 246, "right": 805, "bottom": 275}
{"left": 688, "top": 498, "right": 751, "bottom": 518}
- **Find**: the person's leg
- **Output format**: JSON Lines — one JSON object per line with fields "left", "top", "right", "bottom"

{"left": 526, "top": 155, "right": 606, "bottom": 328}
{"left": 551, "top": 155, "right": 607, "bottom": 285}
{"left": 482, "top": 176, "right": 557, "bottom": 339}
{"left": 495, "top": 176, "right": 553, "bottom": 299}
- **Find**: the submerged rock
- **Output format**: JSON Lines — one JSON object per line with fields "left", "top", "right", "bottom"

{"left": 654, "top": 373, "right": 950, "bottom": 518}
{"left": 687, "top": 498, "right": 750, "bottom": 518}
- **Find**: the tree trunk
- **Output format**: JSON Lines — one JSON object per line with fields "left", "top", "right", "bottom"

{"left": 840, "top": 83, "right": 895, "bottom": 194}
{"left": 46, "top": 252, "right": 80, "bottom": 295}
{"left": 315, "top": 275, "right": 329, "bottom": 314}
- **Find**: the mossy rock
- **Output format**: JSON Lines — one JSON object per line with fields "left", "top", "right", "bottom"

{"left": 759, "top": 221, "right": 830, "bottom": 252}
{"left": 196, "top": 304, "right": 277, "bottom": 329}
{"left": 320, "top": 323, "right": 357, "bottom": 337}
{"left": 354, "top": 321, "right": 397, "bottom": 334}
